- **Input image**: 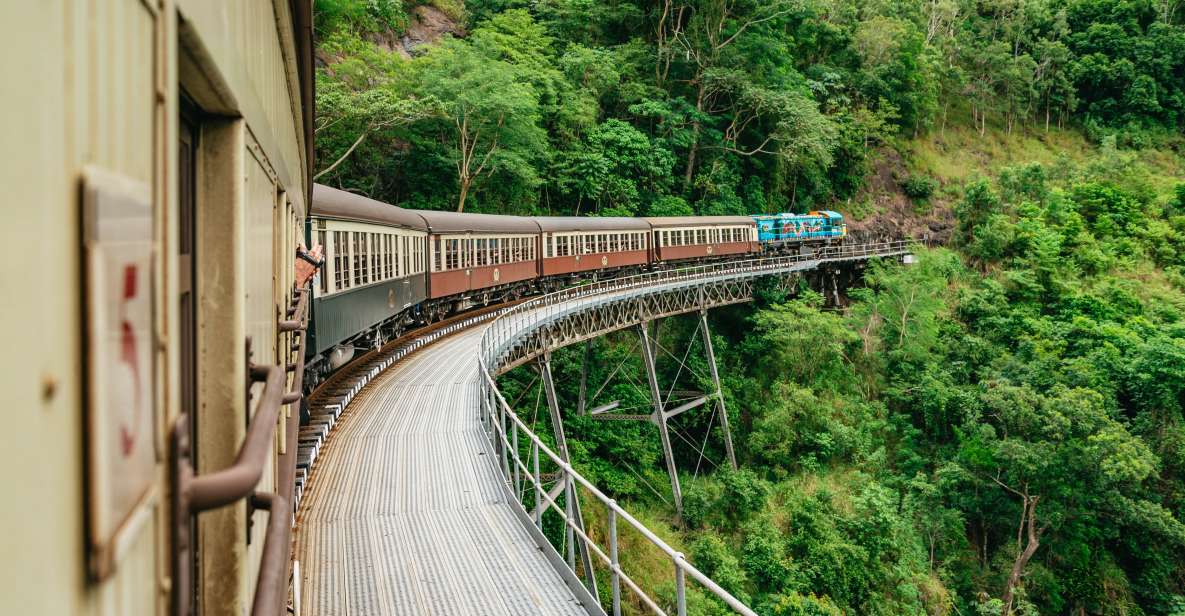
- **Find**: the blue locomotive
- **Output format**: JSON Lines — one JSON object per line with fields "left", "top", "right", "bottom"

{"left": 753, "top": 211, "right": 847, "bottom": 243}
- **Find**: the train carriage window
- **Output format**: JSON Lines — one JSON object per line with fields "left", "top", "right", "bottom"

{"left": 433, "top": 237, "right": 441, "bottom": 272}
{"left": 372, "top": 233, "right": 380, "bottom": 281}
{"left": 334, "top": 231, "right": 348, "bottom": 290}
{"left": 697, "top": 229, "right": 706, "bottom": 245}
{"left": 318, "top": 230, "right": 329, "bottom": 294}
{"left": 363, "top": 233, "right": 371, "bottom": 284}
{"left": 476, "top": 239, "right": 487, "bottom": 267}
{"left": 352, "top": 232, "right": 362, "bottom": 285}
{"left": 371, "top": 233, "right": 379, "bottom": 280}
{"left": 381, "top": 234, "right": 388, "bottom": 279}
{"left": 380, "top": 235, "right": 387, "bottom": 279}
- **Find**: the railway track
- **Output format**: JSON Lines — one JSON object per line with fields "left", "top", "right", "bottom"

{"left": 294, "top": 301, "right": 523, "bottom": 515}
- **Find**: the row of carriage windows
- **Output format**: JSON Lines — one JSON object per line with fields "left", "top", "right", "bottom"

{"left": 315, "top": 224, "right": 759, "bottom": 294}
{"left": 548, "top": 231, "right": 648, "bottom": 258}
{"left": 434, "top": 236, "right": 537, "bottom": 272}
{"left": 659, "top": 226, "right": 750, "bottom": 248}
{"left": 319, "top": 230, "right": 425, "bottom": 295}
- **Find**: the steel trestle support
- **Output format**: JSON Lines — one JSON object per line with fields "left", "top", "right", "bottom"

{"left": 539, "top": 352, "right": 599, "bottom": 601}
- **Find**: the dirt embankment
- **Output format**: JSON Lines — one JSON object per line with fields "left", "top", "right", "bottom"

{"left": 374, "top": 5, "right": 464, "bottom": 59}
{"left": 316, "top": 5, "right": 463, "bottom": 67}
{"left": 845, "top": 147, "right": 955, "bottom": 246}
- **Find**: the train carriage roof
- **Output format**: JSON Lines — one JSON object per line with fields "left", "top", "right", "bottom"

{"left": 412, "top": 209, "right": 541, "bottom": 234}
{"left": 312, "top": 184, "right": 429, "bottom": 230}
{"left": 643, "top": 216, "right": 755, "bottom": 228}
{"left": 533, "top": 216, "right": 651, "bottom": 232}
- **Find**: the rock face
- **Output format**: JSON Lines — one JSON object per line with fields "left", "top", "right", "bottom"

{"left": 316, "top": 5, "right": 464, "bottom": 67}
{"left": 373, "top": 5, "right": 464, "bottom": 59}
{"left": 845, "top": 147, "right": 955, "bottom": 246}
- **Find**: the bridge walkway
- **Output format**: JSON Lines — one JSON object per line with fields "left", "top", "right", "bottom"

{"left": 294, "top": 328, "right": 588, "bottom": 615}
{"left": 295, "top": 242, "right": 911, "bottom": 615}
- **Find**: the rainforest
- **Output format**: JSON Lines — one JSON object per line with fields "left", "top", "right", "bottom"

{"left": 313, "top": 0, "right": 1185, "bottom": 613}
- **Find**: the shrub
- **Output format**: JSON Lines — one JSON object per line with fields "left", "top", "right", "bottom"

{"left": 901, "top": 174, "right": 938, "bottom": 200}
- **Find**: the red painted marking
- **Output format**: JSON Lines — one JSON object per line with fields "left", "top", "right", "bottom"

{"left": 118, "top": 264, "right": 142, "bottom": 458}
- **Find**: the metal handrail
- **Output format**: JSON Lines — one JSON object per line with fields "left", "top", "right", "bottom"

{"left": 187, "top": 364, "right": 287, "bottom": 511}
{"left": 482, "top": 240, "right": 914, "bottom": 368}
{"left": 174, "top": 285, "right": 310, "bottom": 616}
{"left": 480, "top": 365, "right": 757, "bottom": 616}
{"left": 249, "top": 492, "right": 291, "bottom": 615}
{"left": 475, "top": 240, "right": 915, "bottom": 615}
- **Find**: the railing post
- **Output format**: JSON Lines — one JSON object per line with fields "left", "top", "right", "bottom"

{"left": 564, "top": 468, "right": 576, "bottom": 570}
{"left": 512, "top": 420, "right": 521, "bottom": 500}
{"left": 675, "top": 553, "right": 687, "bottom": 616}
{"left": 532, "top": 441, "right": 542, "bottom": 529}
{"left": 499, "top": 394, "right": 510, "bottom": 483}
{"left": 609, "top": 504, "right": 621, "bottom": 616}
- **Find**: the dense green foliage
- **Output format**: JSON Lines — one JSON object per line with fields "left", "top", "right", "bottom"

{"left": 315, "top": 0, "right": 1184, "bottom": 214}
{"left": 312, "top": 1, "right": 1185, "bottom": 614}
{"left": 506, "top": 156, "right": 1185, "bottom": 614}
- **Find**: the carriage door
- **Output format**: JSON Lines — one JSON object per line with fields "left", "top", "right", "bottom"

{"left": 177, "top": 107, "right": 201, "bottom": 615}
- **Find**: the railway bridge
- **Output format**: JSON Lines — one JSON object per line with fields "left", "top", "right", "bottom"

{"left": 293, "top": 241, "right": 912, "bottom": 615}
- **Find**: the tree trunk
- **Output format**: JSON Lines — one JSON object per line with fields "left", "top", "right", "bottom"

{"left": 682, "top": 82, "right": 706, "bottom": 193}
{"left": 1001, "top": 494, "right": 1042, "bottom": 616}
{"left": 457, "top": 177, "right": 471, "bottom": 213}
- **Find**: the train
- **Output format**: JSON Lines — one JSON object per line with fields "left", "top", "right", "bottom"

{"left": 305, "top": 184, "right": 847, "bottom": 383}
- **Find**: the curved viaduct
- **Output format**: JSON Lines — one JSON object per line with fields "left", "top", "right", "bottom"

{"left": 293, "top": 241, "right": 912, "bottom": 615}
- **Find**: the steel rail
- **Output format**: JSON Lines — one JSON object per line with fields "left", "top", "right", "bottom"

{"left": 476, "top": 240, "right": 915, "bottom": 615}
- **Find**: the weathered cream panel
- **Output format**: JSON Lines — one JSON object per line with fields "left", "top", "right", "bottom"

{"left": 178, "top": 0, "right": 306, "bottom": 214}
{"left": 0, "top": 1, "right": 162, "bottom": 615}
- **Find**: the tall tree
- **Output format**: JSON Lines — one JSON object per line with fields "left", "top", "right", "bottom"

{"left": 411, "top": 37, "right": 548, "bottom": 212}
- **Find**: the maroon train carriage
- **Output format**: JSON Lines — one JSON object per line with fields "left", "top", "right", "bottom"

{"left": 536, "top": 216, "right": 652, "bottom": 278}
{"left": 645, "top": 216, "right": 759, "bottom": 263}
{"left": 416, "top": 210, "right": 541, "bottom": 302}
